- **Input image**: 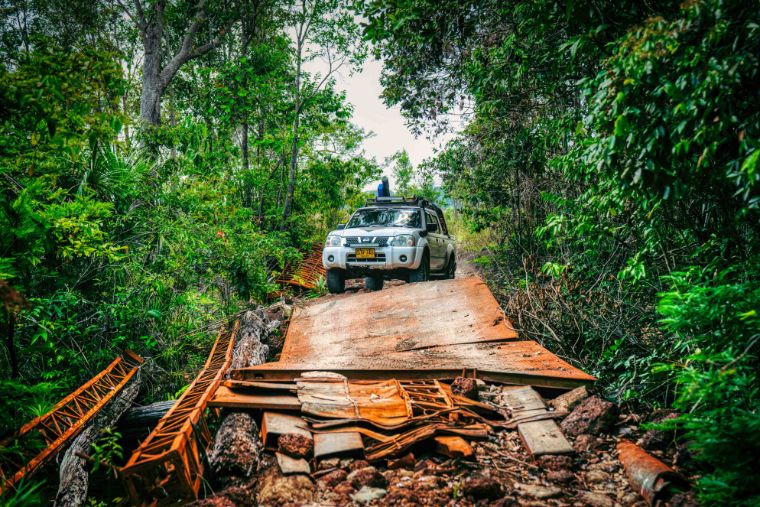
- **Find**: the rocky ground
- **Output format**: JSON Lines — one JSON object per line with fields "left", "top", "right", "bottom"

{"left": 190, "top": 385, "right": 698, "bottom": 507}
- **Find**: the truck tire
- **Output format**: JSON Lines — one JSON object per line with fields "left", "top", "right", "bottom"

{"left": 327, "top": 269, "right": 345, "bottom": 294}
{"left": 364, "top": 275, "right": 384, "bottom": 291}
{"left": 445, "top": 255, "right": 457, "bottom": 279}
{"left": 409, "top": 252, "right": 430, "bottom": 283}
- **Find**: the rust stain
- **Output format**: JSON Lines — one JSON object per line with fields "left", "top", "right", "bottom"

{"left": 617, "top": 439, "right": 688, "bottom": 505}
{"left": 281, "top": 277, "right": 519, "bottom": 361}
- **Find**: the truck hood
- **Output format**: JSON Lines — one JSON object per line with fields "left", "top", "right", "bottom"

{"left": 335, "top": 226, "right": 416, "bottom": 237}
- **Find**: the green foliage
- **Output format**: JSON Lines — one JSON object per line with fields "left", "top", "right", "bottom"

{"left": 89, "top": 428, "right": 123, "bottom": 476}
{"left": 363, "top": 0, "right": 760, "bottom": 503}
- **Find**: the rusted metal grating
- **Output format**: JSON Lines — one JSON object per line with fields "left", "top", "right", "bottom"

{"left": 119, "top": 321, "right": 238, "bottom": 506}
{"left": 276, "top": 244, "right": 326, "bottom": 291}
{"left": 0, "top": 351, "right": 143, "bottom": 496}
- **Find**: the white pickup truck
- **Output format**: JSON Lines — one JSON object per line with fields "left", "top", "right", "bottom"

{"left": 322, "top": 197, "right": 456, "bottom": 293}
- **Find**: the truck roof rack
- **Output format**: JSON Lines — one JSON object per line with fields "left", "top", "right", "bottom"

{"left": 364, "top": 196, "right": 435, "bottom": 209}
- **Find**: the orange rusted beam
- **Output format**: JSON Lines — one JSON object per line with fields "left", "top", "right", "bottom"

{"left": 120, "top": 321, "right": 238, "bottom": 505}
{"left": 0, "top": 351, "right": 143, "bottom": 496}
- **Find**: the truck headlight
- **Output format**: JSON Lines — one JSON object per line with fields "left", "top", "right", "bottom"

{"left": 325, "top": 234, "right": 342, "bottom": 247}
{"left": 390, "top": 234, "right": 415, "bottom": 247}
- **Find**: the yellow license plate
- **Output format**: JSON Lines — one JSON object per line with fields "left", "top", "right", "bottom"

{"left": 355, "top": 248, "right": 376, "bottom": 259}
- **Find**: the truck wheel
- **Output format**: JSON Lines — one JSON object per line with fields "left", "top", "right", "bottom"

{"left": 327, "top": 269, "right": 345, "bottom": 294}
{"left": 364, "top": 275, "right": 384, "bottom": 291}
{"left": 409, "top": 252, "right": 429, "bottom": 283}
{"left": 445, "top": 255, "right": 457, "bottom": 279}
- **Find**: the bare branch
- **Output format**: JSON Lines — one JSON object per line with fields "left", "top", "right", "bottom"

{"left": 159, "top": 0, "right": 238, "bottom": 89}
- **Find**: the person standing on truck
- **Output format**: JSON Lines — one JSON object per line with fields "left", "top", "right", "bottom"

{"left": 377, "top": 175, "right": 391, "bottom": 197}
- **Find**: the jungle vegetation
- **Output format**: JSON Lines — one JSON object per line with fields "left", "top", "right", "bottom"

{"left": 1, "top": 0, "right": 759, "bottom": 505}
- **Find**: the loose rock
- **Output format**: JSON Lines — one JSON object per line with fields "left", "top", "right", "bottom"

{"left": 352, "top": 486, "right": 387, "bottom": 504}
{"left": 578, "top": 491, "right": 615, "bottom": 507}
{"left": 387, "top": 453, "right": 415, "bottom": 470}
{"left": 347, "top": 466, "right": 387, "bottom": 489}
{"left": 514, "top": 483, "right": 562, "bottom": 500}
{"left": 537, "top": 454, "right": 574, "bottom": 471}
{"left": 573, "top": 433, "right": 602, "bottom": 452}
{"left": 462, "top": 475, "right": 502, "bottom": 500}
{"left": 255, "top": 465, "right": 315, "bottom": 506}
{"left": 561, "top": 395, "right": 618, "bottom": 436}
{"left": 318, "top": 468, "right": 347, "bottom": 488}
{"left": 278, "top": 433, "right": 313, "bottom": 459}
{"left": 546, "top": 469, "right": 575, "bottom": 485}
{"left": 452, "top": 377, "right": 479, "bottom": 399}
{"left": 547, "top": 386, "right": 589, "bottom": 412}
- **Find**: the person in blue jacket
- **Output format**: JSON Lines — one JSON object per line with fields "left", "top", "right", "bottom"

{"left": 377, "top": 175, "right": 391, "bottom": 197}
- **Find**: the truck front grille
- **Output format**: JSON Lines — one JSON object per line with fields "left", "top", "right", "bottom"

{"left": 347, "top": 253, "right": 387, "bottom": 263}
{"left": 345, "top": 236, "right": 389, "bottom": 247}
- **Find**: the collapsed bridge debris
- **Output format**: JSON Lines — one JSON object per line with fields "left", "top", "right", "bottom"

{"left": 0, "top": 351, "right": 143, "bottom": 496}
{"left": 199, "top": 277, "right": 598, "bottom": 484}
{"left": 120, "top": 321, "right": 239, "bottom": 505}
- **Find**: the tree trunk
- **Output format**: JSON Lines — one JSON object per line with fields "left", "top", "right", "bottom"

{"left": 208, "top": 309, "right": 279, "bottom": 488}
{"left": 117, "top": 400, "right": 175, "bottom": 439}
{"left": 139, "top": 1, "right": 165, "bottom": 126}
{"left": 54, "top": 371, "right": 141, "bottom": 507}
{"left": 281, "top": 115, "right": 300, "bottom": 230}
{"left": 281, "top": 35, "right": 304, "bottom": 230}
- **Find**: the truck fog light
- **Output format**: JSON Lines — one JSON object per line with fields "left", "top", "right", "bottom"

{"left": 400, "top": 255, "right": 407, "bottom": 262}
{"left": 328, "top": 255, "right": 335, "bottom": 262}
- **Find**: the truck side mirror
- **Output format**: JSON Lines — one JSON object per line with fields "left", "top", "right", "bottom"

{"left": 336, "top": 223, "right": 345, "bottom": 230}
{"left": 426, "top": 223, "right": 438, "bottom": 233}
{"left": 419, "top": 229, "right": 428, "bottom": 237}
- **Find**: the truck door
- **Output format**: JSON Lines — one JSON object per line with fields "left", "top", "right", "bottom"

{"left": 425, "top": 210, "right": 446, "bottom": 270}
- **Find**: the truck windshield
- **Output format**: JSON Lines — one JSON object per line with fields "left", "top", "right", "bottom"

{"left": 347, "top": 208, "right": 421, "bottom": 228}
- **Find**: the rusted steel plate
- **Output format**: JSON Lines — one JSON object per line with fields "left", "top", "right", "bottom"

{"left": 281, "top": 277, "right": 518, "bottom": 360}
{"left": 120, "top": 321, "right": 238, "bottom": 505}
{"left": 617, "top": 440, "right": 688, "bottom": 505}
{"left": 313, "top": 432, "right": 364, "bottom": 459}
{"left": 209, "top": 386, "right": 301, "bottom": 411}
{"left": 0, "top": 351, "right": 142, "bottom": 496}
{"left": 235, "top": 339, "right": 595, "bottom": 389}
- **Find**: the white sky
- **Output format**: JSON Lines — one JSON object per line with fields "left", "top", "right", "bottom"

{"left": 333, "top": 58, "right": 450, "bottom": 170}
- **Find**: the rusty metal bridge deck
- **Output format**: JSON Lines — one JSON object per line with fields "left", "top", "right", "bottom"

{"left": 234, "top": 277, "right": 595, "bottom": 389}
{"left": 120, "top": 321, "right": 238, "bottom": 505}
{"left": 0, "top": 351, "right": 143, "bottom": 496}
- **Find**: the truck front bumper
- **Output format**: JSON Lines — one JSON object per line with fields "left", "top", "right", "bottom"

{"left": 322, "top": 245, "right": 423, "bottom": 274}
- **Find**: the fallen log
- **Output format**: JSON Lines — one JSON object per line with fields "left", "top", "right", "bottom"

{"left": 208, "top": 308, "right": 279, "bottom": 487}
{"left": 54, "top": 370, "right": 141, "bottom": 507}
{"left": 116, "top": 400, "right": 175, "bottom": 439}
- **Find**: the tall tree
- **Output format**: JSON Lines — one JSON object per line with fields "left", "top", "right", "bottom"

{"left": 116, "top": 0, "right": 239, "bottom": 125}
{"left": 280, "top": 0, "right": 365, "bottom": 229}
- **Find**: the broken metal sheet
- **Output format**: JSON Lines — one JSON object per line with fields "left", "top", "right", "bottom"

{"left": 296, "top": 379, "right": 412, "bottom": 427}
{"left": 209, "top": 386, "right": 301, "bottom": 411}
{"left": 364, "top": 423, "right": 490, "bottom": 461}
{"left": 261, "top": 412, "right": 312, "bottom": 450}
{"left": 518, "top": 419, "right": 574, "bottom": 457}
{"left": 434, "top": 436, "right": 474, "bottom": 458}
{"left": 281, "top": 277, "right": 519, "bottom": 359}
{"left": 313, "top": 432, "right": 364, "bottom": 459}
{"left": 276, "top": 452, "right": 311, "bottom": 475}
{"left": 617, "top": 439, "right": 689, "bottom": 505}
